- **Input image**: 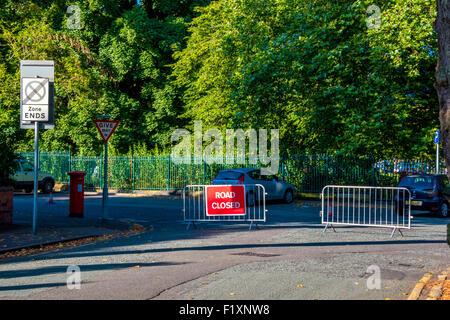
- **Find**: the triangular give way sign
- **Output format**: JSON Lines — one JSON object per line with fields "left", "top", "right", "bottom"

{"left": 94, "top": 120, "right": 119, "bottom": 143}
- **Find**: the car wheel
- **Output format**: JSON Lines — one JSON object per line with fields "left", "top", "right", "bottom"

{"left": 284, "top": 189, "right": 294, "bottom": 204}
{"left": 247, "top": 191, "right": 255, "bottom": 207}
{"left": 42, "top": 180, "right": 54, "bottom": 194}
{"left": 438, "top": 202, "right": 449, "bottom": 218}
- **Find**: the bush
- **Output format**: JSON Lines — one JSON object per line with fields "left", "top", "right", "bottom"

{"left": 0, "top": 130, "right": 18, "bottom": 186}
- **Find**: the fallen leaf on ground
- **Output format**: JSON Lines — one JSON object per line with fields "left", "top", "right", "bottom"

{"left": 0, "top": 223, "right": 146, "bottom": 261}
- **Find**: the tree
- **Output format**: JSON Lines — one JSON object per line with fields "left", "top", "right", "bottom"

{"left": 0, "top": 104, "right": 18, "bottom": 185}
{"left": 0, "top": 0, "right": 442, "bottom": 160}
{"left": 435, "top": 0, "right": 450, "bottom": 178}
{"left": 173, "top": 0, "right": 438, "bottom": 159}
{"left": 0, "top": 0, "right": 209, "bottom": 155}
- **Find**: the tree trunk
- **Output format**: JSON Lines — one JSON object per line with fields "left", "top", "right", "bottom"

{"left": 435, "top": 0, "right": 450, "bottom": 179}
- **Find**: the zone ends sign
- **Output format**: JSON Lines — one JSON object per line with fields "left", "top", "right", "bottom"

{"left": 20, "top": 60, "right": 55, "bottom": 129}
{"left": 94, "top": 120, "right": 119, "bottom": 143}
{"left": 21, "top": 78, "right": 50, "bottom": 122}
{"left": 205, "top": 185, "right": 246, "bottom": 216}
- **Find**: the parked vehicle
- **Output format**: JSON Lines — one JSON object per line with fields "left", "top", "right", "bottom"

{"left": 395, "top": 174, "right": 449, "bottom": 218}
{"left": 12, "top": 160, "right": 55, "bottom": 194}
{"left": 212, "top": 168, "right": 296, "bottom": 203}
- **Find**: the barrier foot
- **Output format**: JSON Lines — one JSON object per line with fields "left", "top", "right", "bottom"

{"left": 391, "top": 227, "right": 404, "bottom": 238}
{"left": 249, "top": 222, "right": 259, "bottom": 231}
{"left": 186, "top": 222, "right": 197, "bottom": 231}
{"left": 322, "top": 223, "right": 336, "bottom": 233}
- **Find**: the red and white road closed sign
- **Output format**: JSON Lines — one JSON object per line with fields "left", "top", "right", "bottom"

{"left": 205, "top": 185, "right": 246, "bottom": 216}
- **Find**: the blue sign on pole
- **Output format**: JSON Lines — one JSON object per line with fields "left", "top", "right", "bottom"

{"left": 435, "top": 130, "right": 440, "bottom": 144}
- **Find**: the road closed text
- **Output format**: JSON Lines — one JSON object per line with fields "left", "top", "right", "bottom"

{"left": 206, "top": 185, "right": 246, "bottom": 216}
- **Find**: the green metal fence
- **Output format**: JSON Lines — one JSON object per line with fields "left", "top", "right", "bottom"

{"left": 18, "top": 152, "right": 447, "bottom": 193}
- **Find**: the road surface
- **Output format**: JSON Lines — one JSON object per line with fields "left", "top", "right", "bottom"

{"left": 0, "top": 194, "right": 448, "bottom": 300}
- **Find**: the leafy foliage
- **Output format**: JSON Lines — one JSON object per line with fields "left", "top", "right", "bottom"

{"left": 0, "top": 0, "right": 208, "bottom": 155}
{"left": 0, "top": 117, "right": 18, "bottom": 186}
{"left": 0, "top": 0, "right": 441, "bottom": 160}
{"left": 173, "top": 0, "right": 438, "bottom": 159}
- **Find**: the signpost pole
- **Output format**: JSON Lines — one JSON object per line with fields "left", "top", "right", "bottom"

{"left": 102, "top": 141, "right": 108, "bottom": 220}
{"left": 94, "top": 117, "right": 118, "bottom": 221}
{"left": 20, "top": 61, "right": 55, "bottom": 234}
{"left": 437, "top": 141, "right": 440, "bottom": 174}
{"left": 435, "top": 129, "right": 440, "bottom": 174}
{"left": 32, "top": 121, "right": 39, "bottom": 234}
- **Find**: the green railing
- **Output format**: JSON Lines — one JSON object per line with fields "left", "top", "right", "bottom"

{"left": 18, "top": 152, "right": 447, "bottom": 193}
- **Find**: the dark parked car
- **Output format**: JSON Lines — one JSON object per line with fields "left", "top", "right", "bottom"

{"left": 396, "top": 174, "right": 449, "bottom": 218}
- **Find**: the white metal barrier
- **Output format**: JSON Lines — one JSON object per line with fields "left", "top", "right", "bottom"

{"left": 183, "top": 184, "right": 267, "bottom": 230}
{"left": 321, "top": 186, "right": 412, "bottom": 237}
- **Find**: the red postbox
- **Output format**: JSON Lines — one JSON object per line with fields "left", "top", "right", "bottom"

{"left": 68, "top": 171, "right": 86, "bottom": 218}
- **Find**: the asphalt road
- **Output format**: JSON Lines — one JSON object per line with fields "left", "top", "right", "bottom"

{"left": 0, "top": 194, "right": 449, "bottom": 300}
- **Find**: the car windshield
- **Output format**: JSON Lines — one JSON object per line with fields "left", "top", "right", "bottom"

{"left": 398, "top": 176, "right": 436, "bottom": 189}
{"left": 214, "top": 171, "right": 243, "bottom": 180}
{"left": 21, "top": 161, "right": 34, "bottom": 171}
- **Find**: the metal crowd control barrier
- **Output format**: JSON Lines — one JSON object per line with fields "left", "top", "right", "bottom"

{"left": 321, "top": 186, "right": 412, "bottom": 237}
{"left": 183, "top": 184, "right": 267, "bottom": 230}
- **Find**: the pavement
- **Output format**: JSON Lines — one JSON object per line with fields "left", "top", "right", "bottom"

{"left": 406, "top": 268, "right": 450, "bottom": 300}
{"left": 0, "top": 193, "right": 448, "bottom": 300}
{"left": 0, "top": 192, "right": 140, "bottom": 254}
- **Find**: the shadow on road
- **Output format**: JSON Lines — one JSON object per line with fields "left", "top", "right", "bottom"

{"left": 8, "top": 235, "right": 443, "bottom": 265}
{"left": 0, "top": 261, "right": 189, "bottom": 285}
